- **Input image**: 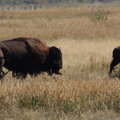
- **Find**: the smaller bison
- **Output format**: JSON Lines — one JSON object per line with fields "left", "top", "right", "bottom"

{"left": 109, "top": 46, "right": 120, "bottom": 75}
{"left": 0, "top": 37, "right": 63, "bottom": 79}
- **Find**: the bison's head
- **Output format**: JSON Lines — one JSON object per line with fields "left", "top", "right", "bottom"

{"left": 48, "top": 46, "right": 62, "bottom": 75}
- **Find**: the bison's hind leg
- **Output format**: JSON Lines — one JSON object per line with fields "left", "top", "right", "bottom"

{"left": 0, "top": 71, "right": 5, "bottom": 79}
{"left": 0, "top": 71, "right": 9, "bottom": 79}
{"left": 0, "top": 51, "right": 5, "bottom": 79}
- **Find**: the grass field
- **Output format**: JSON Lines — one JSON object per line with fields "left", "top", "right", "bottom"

{"left": 0, "top": 6, "right": 120, "bottom": 120}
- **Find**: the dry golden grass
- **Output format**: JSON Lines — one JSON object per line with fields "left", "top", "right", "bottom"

{"left": 0, "top": 7, "right": 120, "bottom": 40}
{"left": 0, "top": 7, "right": 120, "bottom": 119}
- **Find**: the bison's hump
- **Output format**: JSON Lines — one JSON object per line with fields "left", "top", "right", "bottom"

{"left": 0, "top": 37, "right": 49, "bottom": 52}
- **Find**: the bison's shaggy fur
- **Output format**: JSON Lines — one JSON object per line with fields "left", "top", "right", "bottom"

{"left": 109, "top": 46, "right": 120, "bottom": 75}
{"left": 0, "top": 37, "right": 63, "bottom": 79}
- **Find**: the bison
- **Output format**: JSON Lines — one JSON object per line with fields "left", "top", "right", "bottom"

{"left": 109, "top": 46, "right": 120, "bottom": 75}
{"left": 0, "top": 37, "right": 63, "bottom": 79}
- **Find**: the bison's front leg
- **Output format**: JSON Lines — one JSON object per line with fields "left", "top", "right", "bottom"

{"left": 12, "top": 71, "right": 27, "bottom": 79}
{"left": 109, "top": 59, "right": 119, "bottom": 75}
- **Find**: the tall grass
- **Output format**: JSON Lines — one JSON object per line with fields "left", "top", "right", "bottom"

{"left": 0, "top": 7, "right": 120, "bottom": 40}
{"left": 0, "top": 7, "right": 120, "bottom": 119}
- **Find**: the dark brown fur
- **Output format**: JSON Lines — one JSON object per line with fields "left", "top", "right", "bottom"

{"left": 109, "top": 46, "right": 120, "bottom": 75}
{"left": 0, "top": 37, "right": 63, "bottom": 79}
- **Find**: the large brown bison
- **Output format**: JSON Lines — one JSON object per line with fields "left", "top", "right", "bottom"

{"left": 109, "top": 46, "right": 120, "bottom": 75}
{"left": 0, "top": 37, "right": 63, "bottom": 79}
